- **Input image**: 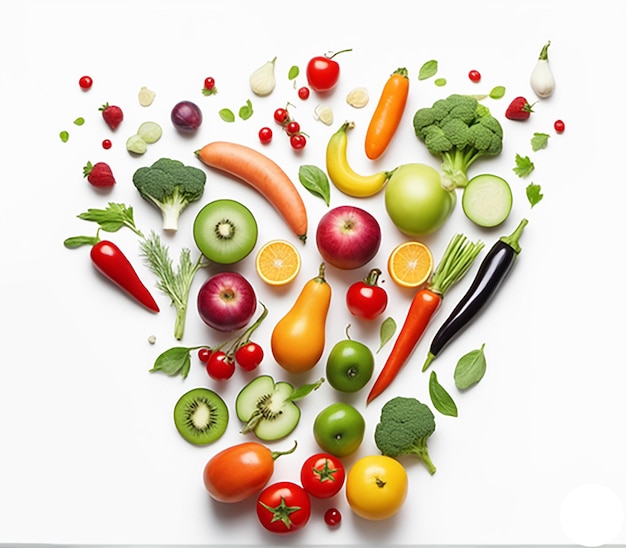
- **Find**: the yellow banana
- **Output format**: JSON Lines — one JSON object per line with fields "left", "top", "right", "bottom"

{"left": 326, "top": 121, "right": 391, "bottom": 198}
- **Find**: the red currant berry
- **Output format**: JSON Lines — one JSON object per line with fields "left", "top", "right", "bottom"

{"left": 258, "top": 127, "right": 273, "bottom": 144}
{"left": 273, "top": 108, "right": 290, "bottom": 125}
{"left": 290, "top": 133, "right": 306, "bottom": 150}
{"left": 468, "top": 70, "right": 481, "bottom": 83}
{"left": 102, "top": 139, "right": 112, "bottom": 150}
{"left": 206, "top": 351, "right": 235, "bottom": 381}
{"left": 285, "top": 121, "right": 301, "bottom": 136}
{"left": 204, "top": 77, "right": 215, "bottom": 90}
{"left": 78, "top": 75, "right": 93, "bottom": 90}
{"left": 554, "top": 119, "right": 565, "bottom": 133}
{"left": 324, "top": 508, "right": 342, "bottom": 527}
{"left": 297, "top": 86, "right": 310, "bottom": 100}
{"left": 198, "top": 347, "right": 212, "bottom": 363}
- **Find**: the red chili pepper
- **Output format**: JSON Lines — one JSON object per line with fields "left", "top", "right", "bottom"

{"left": 90, "top": 240, "right": 159, "bottom": 312}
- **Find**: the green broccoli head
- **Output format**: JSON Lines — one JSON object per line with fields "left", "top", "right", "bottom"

{"left": 132, "top": 158, "right": 207, "bottom": 231}
{"left": 374, "top": 396, "right": 437, "bottom": 474}
{"left": 413, "top": 94, "right": 503, "bottom": 189}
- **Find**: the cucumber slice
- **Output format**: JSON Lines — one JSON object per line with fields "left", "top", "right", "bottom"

{"left": 462, "top": 174, "right": 513, "bottom": 227}
{"left": 137, "top": 121, "right": 163, "bottom": 144}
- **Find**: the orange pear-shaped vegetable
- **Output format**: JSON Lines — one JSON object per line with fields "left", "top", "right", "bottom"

{"left": 271, "top": 263, "right": 331, "bottom": 373}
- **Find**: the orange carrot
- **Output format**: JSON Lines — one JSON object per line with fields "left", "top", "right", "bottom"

{"left": 366, "top": 234, "right": 485, "bottom": 404}
{"left": 364, "top": 67, "right": 409, "bottom": 160}
{"left": 195, "top": 141, "right": 308, "bottom": 242}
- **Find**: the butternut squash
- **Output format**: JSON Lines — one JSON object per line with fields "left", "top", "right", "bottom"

{"left": 270, "top": 263, "right": 331, "bottom": 373}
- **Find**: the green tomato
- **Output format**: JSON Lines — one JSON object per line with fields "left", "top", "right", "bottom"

{"left": 326, "top": 337, "right": 374, "bottom": 393}
{"left": 384, "top": 163, "right": 456, "bottom": 236}
{"left": 313, "top": 402, "right": 365, "bottom": 458}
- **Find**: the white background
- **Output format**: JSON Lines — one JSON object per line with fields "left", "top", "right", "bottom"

{"left": 1, "top": 0, "right": 625, "bottom": 546}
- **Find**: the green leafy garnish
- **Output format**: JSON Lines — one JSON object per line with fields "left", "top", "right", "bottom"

{"left": 288, "top": 65, "right": 300, "bottom": 80}
{"left": 377, "top": 316, "right": 397, "bottom": 353}
{"left": 526, "top": 183, "right": 544, "bottom": 207}
{"left": 513, "top": 154, "right": 535, "bottom": 178}
{"left": 429, "top": 371, "right": 458, "bottom": 417}
{"left": 59, "top": 130, "right": 69, "bottom": 142}
{"left": 298, "top": 165, "right": 330, "bottom": 206}
{"left": 150, "top": 345, "right": 204, "bottom": 379}
{"left": 531, "top": 132, "right": 550, "bottom": 151}
{"left": 238, "top": 99, "right": 254, "bottom": 120}
{"left": 453, "top": 344, "right": 487, "bottom": 389}
{"left": 434, "top": 78, "right": 447, "bottom": 87}
{"left": 287, "top": 378, "right": 325, "bottom": 402}
{"left": 219, "top": 108, "right": 235, "bottom": 122}
{"left": 73, "top": 117, "right": 85, "bottom": 126}
{"left": 489, "top": 86, "right": 506, "bottom": 99}
{"left": 418, "top": 60, "right": 438, "bottom": 80}
{"left": 76, "top": 202, "right": 144, "bottom": 237}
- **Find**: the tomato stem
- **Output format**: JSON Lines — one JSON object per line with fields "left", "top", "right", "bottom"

{"left": 328, "top": 48, "right": 352, "bottom": 59}
{"left": 270, "top": 440, "right": 298, "bottom": 460}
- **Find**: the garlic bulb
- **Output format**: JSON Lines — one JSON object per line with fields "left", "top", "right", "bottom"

{"left": 249, "top": 57, "right": 277, "bottom": 96}
{"left": 530, "top": 41, "right": 555, "bottom": 98}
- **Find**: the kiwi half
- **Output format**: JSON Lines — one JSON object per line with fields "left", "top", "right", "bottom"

{"left": 193, "top": 199, "right": 258, "bottom": 264}
{"left": 173, "top": 387, "right": 229, "bottom": 445}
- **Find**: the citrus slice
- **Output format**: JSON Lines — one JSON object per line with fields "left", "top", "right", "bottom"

{"left": 255, "top": 239, "right": 301, "bottom": 286}
{"left": 387, "top": 241, "right": 434, "bottom": 288}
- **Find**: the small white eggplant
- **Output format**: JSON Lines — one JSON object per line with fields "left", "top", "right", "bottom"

{"left": 249, "top": 57, "right": 277, "bottom": 96}
{"left": 530, "top": 41, "right": 555, "bottom": 98}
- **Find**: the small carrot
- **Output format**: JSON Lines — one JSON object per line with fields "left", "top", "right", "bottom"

{"left": 366, "top": 233, "right": 484, "bottom": 404}
{"left": 364, "top": 67, "right": 409, "bottom": 160}
{"left": 195, "top": 141, "right": 308, "bottom": 242}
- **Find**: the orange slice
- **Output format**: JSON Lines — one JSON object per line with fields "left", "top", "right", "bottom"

{"left": 387, "top": 241, "right": 434, "bottom": 288}
{"left": 255, "top": 239, "right": 302, "bottom": 286}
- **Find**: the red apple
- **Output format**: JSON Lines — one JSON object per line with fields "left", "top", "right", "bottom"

{"left": 315, "top": 205, "right": 382, "bottom": 270}
{"left": 197, "top": 272, "right": 257, "bottom": 332}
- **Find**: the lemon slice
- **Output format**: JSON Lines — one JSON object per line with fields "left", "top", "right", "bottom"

{"left": 255, "top": 240, "right": 302, "bottom": 286}
{"left": 346, "top": 87, "right": 369, "bottom": 108}
{"left": 387, "top": 241, "right": 434, "bottom": 288}
{"left": 314, "top": 104, "right": 334, "bottom": 126}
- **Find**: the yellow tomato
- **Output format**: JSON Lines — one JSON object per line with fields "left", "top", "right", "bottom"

{"left": 345, "top": 455, "right": 408, "bottom": 520}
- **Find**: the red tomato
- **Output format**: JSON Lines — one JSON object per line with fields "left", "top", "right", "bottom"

{"left": 205, "top": 351, "right": 235, "bottom": 380}
{"left": 346, "top": 268, "right": 388, "bottom": 320}
{"left": 257, "top": 481, "right": 311, "bottom": 534}
{"left": 300, "top": 453, "right": 345, "bottom": 498}
{"left": 306, "top": 49, "right": 351, "bottom": 92}
{"left": 235, "top": 341, "right": 264, "bottom": 371}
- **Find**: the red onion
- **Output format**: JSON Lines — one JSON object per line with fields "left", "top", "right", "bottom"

{"left": 171, "top": 100, "right": 203, "bottom": 132}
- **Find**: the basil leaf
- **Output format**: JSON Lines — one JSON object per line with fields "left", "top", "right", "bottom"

{"left": 377, "top": 316, "right": 397, "bottom": 353}
{"left": 434, "top": 78, "right": 447, "bottom": 87}
{"left": 429, "top": 371, "right": 458, "bottom": 417}
{"left": 287, "top": 378, "right": 324, "bottom": 402}
{"left": 238, "top": 99, "right": 254, "bottom": 120}
{"left": 74, "top": 117, "right": 85, "bottom": 126}
{"left": 453, "top": 344, "right": 487, "bottom": 389}
{"left": 59, "top": 130, "right": 69, "bottom": 142}
{"left": 77, "top": 203, "right": 144, "bottom": 237}
{"left": 298, "top": 164, "right": 330, "bottom": 206}
{"left": 489, "top": 85, "right": 506, "bottom": 99}
{"left": 63, "top": 235, "right": 99, "bottom": 248}
{"left": 288, "top": 65, "right": 300, "bottom": 80}
{"left": 219, "top": 108, "right": 235, "bottom": 122}
{"left": 418, "top": 60, "right": 438, "bottom": 80}
{"left": 150, "top": 346, "right": 196, "bottom": 378}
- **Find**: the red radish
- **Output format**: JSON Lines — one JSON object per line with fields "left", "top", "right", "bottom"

{"left": 197, "top": 271, "right": 257, "bottom": 332}
{"left": 99, "top": 102, "right": 124, "bottom": 129}
{"left": 83, "top": 161, "right": 116, "bottom": 187}
{"left": 505, "top": 96, "right": 535, "bottom": 121}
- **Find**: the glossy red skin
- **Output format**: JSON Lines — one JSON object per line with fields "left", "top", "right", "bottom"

{"left": 235, "top": 342, "right": 264, "bottom": 371}
{"left": 257, "top": 481, "right": 311, "bottom": 534}
{"left": 205, "top": 351, "right": 235, "bottom": 380}
{"left": 90, "top": 240, "right": 159, "bottom": 312}
{"left": 300, "top": 453, "right": 345, "bottom": 498}
{"left": 346, "top": 270, "right": 388, "bottom": 320}
{"left": 306, "top": 56, "right": 340, "bottom": 92}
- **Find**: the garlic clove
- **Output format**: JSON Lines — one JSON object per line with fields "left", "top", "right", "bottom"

{"left": 249, "top": 57, "right": 277, "bottom": 96}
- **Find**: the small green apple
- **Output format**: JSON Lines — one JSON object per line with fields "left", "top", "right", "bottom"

{"left": 326, "top": 333, "right": 374, "bottom": 392}
{"left": 313, "top": 402, "right": 365, "bottom": 457}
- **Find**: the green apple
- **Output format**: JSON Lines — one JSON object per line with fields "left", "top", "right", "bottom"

{"left": 313, "top": 402, "right": 365, "bottom": 457}
{"left": 326, "top": 336, "right": 374, "bottom": 392}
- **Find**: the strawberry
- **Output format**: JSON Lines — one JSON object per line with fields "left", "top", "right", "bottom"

{"left": 505, "top": 96, "right": 535, "bottom": 121}
{"left": 99, "top": 102, "right": 124, "bottom": 130}
{"left": 83, "top": 161, "right": 116, "bottom": 188}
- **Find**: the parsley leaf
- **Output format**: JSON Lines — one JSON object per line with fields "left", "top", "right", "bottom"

{"left": 526, "top": 183, "right": 544, "bottom": 207}
{"left": 513, "top": 154, "right": 535, "bottom": 177}
{"left": 531, "top": 132, "right": 550, "bottom": 151}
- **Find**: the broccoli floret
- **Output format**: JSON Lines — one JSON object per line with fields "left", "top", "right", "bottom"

{"left": 132, "top": 158, "right": 207, "bottom": 231}
{"left": 374, "top": 396, "right": 437, "bottom": 474}
{"left": 413, "top": 94, "right": 503, "bottom": 190}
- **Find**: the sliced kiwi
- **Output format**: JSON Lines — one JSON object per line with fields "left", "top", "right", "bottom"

{"left": 193, "top": 199, "right": 258, "bottom": 264}
{"left": 173, "top": 387, "right": 229, "bottom": 445}
{"left": 236, "top": 375, "right": 324, "bottom": 441}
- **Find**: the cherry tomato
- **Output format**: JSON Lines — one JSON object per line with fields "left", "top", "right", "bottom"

{"left": 306, "top": 49, "right": 351, "bottom": 92}
{"left": 204, "top": 77, "right": 216, "bottom": 90}
{"left": 290, "top": 133, "right": 307, "bottom": 150}
{"left": 257, "top": 481, "right": 311, "bottom": 534}
{"left": 198, "top": 347, "right": 212, "bottom": 363}
{"left": 78, "top": 75, "right": 93, "bottom": 90}
{"left": 274, "top": 108, "right": 290, "bottom": 125}
{"left": 324, "top": 507, "right": 342, "bottom": 527}
{"left": 102, "top": 139, "right": 112, "bottom": 150}
{"left": 235, "top": 342, "right": 264, "bottom": 371}
{"left": 346, "top": 268, "right": 388, "bottom": 320}
{"left": 300, "top": 453, "right": 345, "bottom": 499}
{"left": 468, "top": 69, "right": 481, "bottom": 83}
{"left": 554, "top": 119, "right": 565, "bottom": 133}
{"left": 258, "top": 127, "right": 273, "bottom": 144}
{"left": 206, "top": 351, "right": 235, "bottom": 380}
{"left": 286, "top": 121, "right": 301, "bottom": 136}
{"left": 297, "top": 86, "right": 310, "bottom": 100}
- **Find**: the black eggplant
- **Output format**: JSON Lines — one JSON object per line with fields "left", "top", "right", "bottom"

{"left": 422, "top": 218, "right": 528, "bottom": 371}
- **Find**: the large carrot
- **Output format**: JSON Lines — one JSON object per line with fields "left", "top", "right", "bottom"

{"left": 195, "top": 141, "right": 308, "bottom": 242}
{"left": 366, "top": 234, "right": 484, "bottom": 404}
{"left": 364, "top": 67, "right": 409, "bottom": 160}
